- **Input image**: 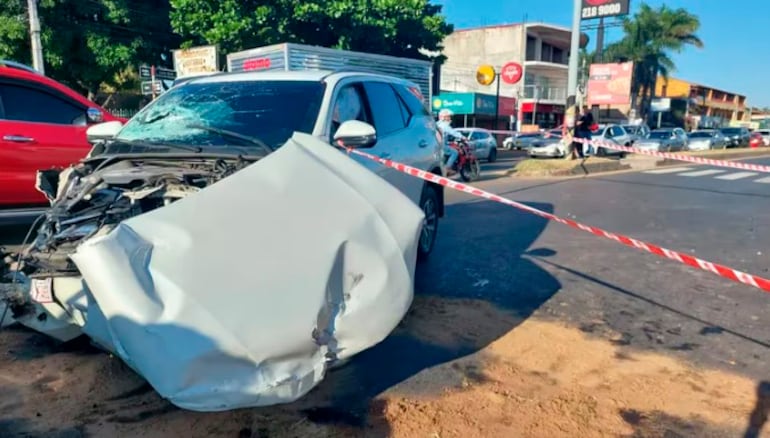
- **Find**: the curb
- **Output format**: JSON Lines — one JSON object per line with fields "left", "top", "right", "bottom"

{"left": 508, "top": 150, "right": 770, "bottom": 179}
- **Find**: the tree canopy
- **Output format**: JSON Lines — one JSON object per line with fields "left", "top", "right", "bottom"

{"left": 0, "top": 0, "right": 178, "bottom": 100}
{"left": 169, "top": 0, "right": 453, "bottom": 60}
{"left": 603, "top": 3, "right": 703, "bottom": 117}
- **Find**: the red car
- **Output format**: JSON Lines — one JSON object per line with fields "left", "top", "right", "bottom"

{"left": 0, "top": 61, "right": 125, "bottom": 223}
{"left": 749, "top": 131, "right": 764, "bottom": 148}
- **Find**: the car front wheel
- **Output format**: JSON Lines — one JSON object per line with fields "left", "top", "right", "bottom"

{"left": 487, "top": 147, "right": 497, "bottom": 162}
{"left": 417, "top": 184, "right": 440, "bottom": 262}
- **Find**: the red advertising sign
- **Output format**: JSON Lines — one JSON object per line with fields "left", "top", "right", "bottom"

{"left": 586, "top": 62, "right": 634, "bottom": 106}
{"left": 242, "top": 57, "right": 271, "bottom": 70}
{"left": 500, "top": 62, "right": 523, "bottom": 85}
{"left": 497, "top": 96, "right": 517, "bottom": 116}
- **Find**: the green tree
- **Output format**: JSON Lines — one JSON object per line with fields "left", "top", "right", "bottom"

{"left": 169, "top": 0, "right": 453, "bottom": 60}
{"left": 603, "top": 3, "right": 703, "bottom": 118}
{"left": 0, "top": 0, "right": 179, "bottom": 101}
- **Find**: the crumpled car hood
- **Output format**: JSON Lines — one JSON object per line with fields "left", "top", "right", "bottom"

{"left": 27, "top": 132, "right": 424, "bottom": 411}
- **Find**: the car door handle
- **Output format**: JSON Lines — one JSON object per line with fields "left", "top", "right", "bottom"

{"left": 418, "top": 140, "right": 428, "bottom": 148}
{"left": 3, "top": 135, "right": 35, "bottom": 143}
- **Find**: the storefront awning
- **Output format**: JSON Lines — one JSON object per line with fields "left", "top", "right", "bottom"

{"left": 432, "top": 92, "right": 516, "bottom": 116}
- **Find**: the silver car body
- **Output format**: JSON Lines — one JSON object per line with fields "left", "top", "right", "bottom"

{"left": 458, "top": 127, "right": 498, "bottom": 161}
{"left": 504, "top": 132, "right": 543, "bottom": 150}
{"left": 588, "top": 124, "right": 633, "bottom": 157}
{"left": 687, "top": 129, "right": 728, "bottom": 151}
{"left": 635, "top": 128, "right": 689, "bottom": 152}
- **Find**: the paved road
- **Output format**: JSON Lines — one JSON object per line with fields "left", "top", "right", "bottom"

{"left": 417, "top": 155, "right": 770, "bottom": 378}
{"left": 2, "top": 151, "right": 768, "bottom": 420}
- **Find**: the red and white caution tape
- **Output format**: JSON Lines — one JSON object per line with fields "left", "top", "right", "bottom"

{"left": 344, "top": 147, "right": 770, "bottom": 294}
{"left": 574, "top": 137, "right": 770, "bottom": 173}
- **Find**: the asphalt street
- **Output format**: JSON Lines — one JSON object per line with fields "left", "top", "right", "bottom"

{"left": 416, "top": 153, "right": 770, "bottom": 381}
{"left": 1, "top": 150, "right": 769, "bottom": 416}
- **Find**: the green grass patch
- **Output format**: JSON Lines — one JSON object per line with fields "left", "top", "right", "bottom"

{"left": 512, "top": 156, "right": 619, "bottom": 176}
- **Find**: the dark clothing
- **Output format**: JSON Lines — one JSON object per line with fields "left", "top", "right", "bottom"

{"left": 575, "top": 111, "right": 594, "bottom": 139}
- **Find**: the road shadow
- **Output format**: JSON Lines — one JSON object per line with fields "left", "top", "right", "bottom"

{"left": 619, "top": 409, "right": 738, "bottom": 438}
{"left": 304, "top": 200, "right": 561, "bottom": 426}
{"left": 745, "top": 381, "right": 770, "bottom": 438}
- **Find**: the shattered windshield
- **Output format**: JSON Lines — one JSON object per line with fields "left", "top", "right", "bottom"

{"left": 114, "top": 80, "right": 326, "bottom": 153}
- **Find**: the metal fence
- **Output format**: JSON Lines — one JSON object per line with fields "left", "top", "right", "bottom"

{"left": 109, "top": 108, "right": 140, "bottom": 118}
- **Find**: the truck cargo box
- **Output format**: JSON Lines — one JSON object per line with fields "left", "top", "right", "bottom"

{"left": 226, "top": 43, "right": 433, "bottom": 104}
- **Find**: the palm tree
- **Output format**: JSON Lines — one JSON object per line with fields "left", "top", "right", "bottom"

{"left": 603, "top": 3, "right": 703, "bottom": 119}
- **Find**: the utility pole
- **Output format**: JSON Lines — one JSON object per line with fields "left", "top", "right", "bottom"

{"left": 564, "top": 0, "right": 582, "bottom": 139}
{"left": 27, "top": 0, "right": 44, "bottom": 74}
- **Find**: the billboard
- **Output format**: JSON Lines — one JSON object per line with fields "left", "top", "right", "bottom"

{"left": 581, "top": 0, "right": 631, "bottom": 20}
{"left": 586, "top": 62, "right": 634, "bottom": 106}
{"left": 173, "top": 45, "right": 219, "bottom": 79}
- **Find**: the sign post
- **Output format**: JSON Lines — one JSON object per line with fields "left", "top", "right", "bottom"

{"left": 476, "top": 63, "right": 522, "bottom": 131}
{"left": 173, "top": 45, "right": 219, "bottom": 79}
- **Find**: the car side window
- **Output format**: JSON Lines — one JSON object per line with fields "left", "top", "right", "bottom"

{"left": 470, "top": 132, "right": 482, "bottom": 140}
{"left": 330, "top": 83, "right": 371, "bottom": 137}
{"left": 393, "top": 84, "right": 430, "bottom": 117}
{"left": 362, "top": 81, "right": 408, "bottom": 136}
{"left": 0, "top": 83, "right": 86, "bottom": 125}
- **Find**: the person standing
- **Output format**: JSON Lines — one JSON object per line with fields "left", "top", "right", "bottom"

{"left": 573, "top": 106, "right": 594, "bottom": 158}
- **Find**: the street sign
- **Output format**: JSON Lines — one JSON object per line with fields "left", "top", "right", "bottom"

{"left": 140, "top": 79, "right": 174, "bottom": 96}
{"left": 139, "top": 65, "right": 151, "bottom": 80}
{"left": 500, "top": 62, "right": 523, "bottom": 85}
{"left": 475, "top": 64, "right": 496, "bottom": 86}
{"left": 138, "top": 64, "right": 176, "bottom": 81}
{"left": 173, "top": 45, "right": 219, "bottom": 79}
{"left": 141, "top": 81, "right": 161, "bottom": 95}
{"left": 581, "top": 0, "right": 631, "bottom": 20}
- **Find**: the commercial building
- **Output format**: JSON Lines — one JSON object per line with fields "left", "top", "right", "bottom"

{"left": 654, "top": 76, "right": 748, "bottom": 128}
{"left": 437, "top": 22, "right": 587, "bottom": 131}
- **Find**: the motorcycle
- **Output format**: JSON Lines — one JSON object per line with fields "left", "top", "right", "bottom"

{"left": 445, "top": 137, "right": 481, "bottom": 182}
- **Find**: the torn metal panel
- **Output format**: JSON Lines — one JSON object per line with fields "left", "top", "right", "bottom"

{"left": 67, "top": 133, "right": 423, "bottom": 411}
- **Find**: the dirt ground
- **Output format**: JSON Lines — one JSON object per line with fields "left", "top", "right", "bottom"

{"left": 1, "top": 295, "right": 768, "bottom": 438}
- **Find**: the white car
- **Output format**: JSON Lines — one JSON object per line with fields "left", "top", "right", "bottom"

{"left": 528, "top": 131, "right": 567, "bottom": 158}
{"left": 458, "top": 127, "right": 498, "bottom": 162}
{"left": 0, "top": 70, "right": 446, "bottom": 411}
{"left": 587, "top": 124, "right": 634, "bottom": 157}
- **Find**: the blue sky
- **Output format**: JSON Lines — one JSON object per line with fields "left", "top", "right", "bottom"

{"left": 434, "top": 0, "right": 768, "bottom": 107}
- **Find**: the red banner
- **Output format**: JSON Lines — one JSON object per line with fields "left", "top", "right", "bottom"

{"left": 586, "top": 62, "right": 633, "bottom": 106}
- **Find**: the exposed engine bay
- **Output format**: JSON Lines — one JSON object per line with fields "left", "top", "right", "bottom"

{"left": 2, "top": 154, "right": 256, "bottom": 340}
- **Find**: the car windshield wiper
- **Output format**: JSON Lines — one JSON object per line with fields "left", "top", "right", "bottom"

{"left": 186, "top": 124, "right": 274, "bottom": 155}
{"left": 112, "top": 138, "right": 202, "bottom": 153}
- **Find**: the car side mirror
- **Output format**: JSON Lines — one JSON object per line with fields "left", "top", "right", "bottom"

{"left": 333, "top": 120, "right": 377, "bottom": 149}
{"left": 86, "top": 121, "right": 123, "bottom": 145}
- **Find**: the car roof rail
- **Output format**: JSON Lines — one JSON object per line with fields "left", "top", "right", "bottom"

{"left": 0, "top": 59, "right": 41, "bottom": 74}
{"left": 322, "top": 67, "right": 393, "bottom": 80}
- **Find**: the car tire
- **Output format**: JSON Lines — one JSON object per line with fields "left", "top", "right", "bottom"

{"left": 487, "top": 147, "right": 497, "bottom": 162}
{"left": 417, "top": 184, "right": 440, "bottom": 262}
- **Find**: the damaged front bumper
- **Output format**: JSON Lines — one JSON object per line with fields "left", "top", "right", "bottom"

{"left": 1, "top": 133, "right": 424, "bottom": 411}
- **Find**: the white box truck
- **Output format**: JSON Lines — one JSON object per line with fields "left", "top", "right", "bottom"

{"left": 226, "top": 43, "right": 434, "bottom": 105}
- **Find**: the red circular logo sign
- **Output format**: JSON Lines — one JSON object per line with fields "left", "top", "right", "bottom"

{"left": 500, "top": 62, "right": 523, "bottom": 85}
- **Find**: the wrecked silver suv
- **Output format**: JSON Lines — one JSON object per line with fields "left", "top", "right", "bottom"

{"left": 0, "top": 70, "right": 442, "bottom": 411}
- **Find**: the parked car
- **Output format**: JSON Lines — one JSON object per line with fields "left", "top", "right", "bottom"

{"left": 588, "top": 124, "right": 634, "bottom": 157}
{"left": 687, "top": 129, "right": 727, "bottom": 150}
{"left": 0, "top": 60, "right": 126, "bottom": 224}
{"left": 755, "top": 129, "right": 770, "bottom": 146}
{"left": 719, "top": 127, "right": 750, "bottom": 147}
{"left": 635, "top": 128, "right": 689, "bottom": 152}
{"left": 622, "top": 123, "right": 651, "bottom": 144}
{"left": 457, "top": 127, "right": 498, "bottom": 162}
{"left": 528, "top": 136, "right": 567, "bottom": 158}
{"left": 749, "top": 131, "right": 764, "bottom": 148}
{"left": 503, "top": 132, "right": 543, "bottom": 151}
